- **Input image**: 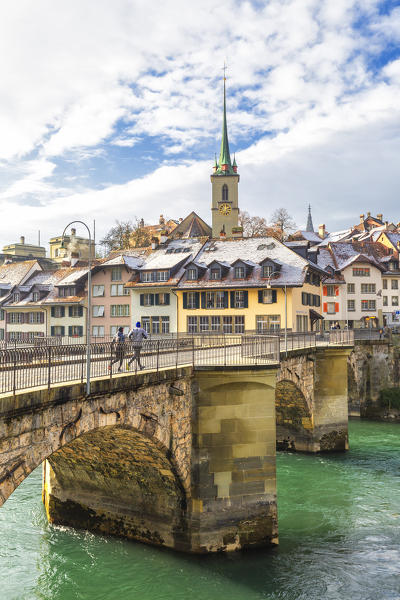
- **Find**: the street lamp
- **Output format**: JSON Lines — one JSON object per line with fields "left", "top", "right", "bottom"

{"left": 266, "top": 272, "right": 288, "bottom": 357}
{"left": 61, "top": 221, "right": 93, "bottom": 396}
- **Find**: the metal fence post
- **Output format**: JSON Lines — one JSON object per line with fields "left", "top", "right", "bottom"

{"left": 47, "top": 346, "right": 51, "bottom": 390}
{"left": 192, "top": 336, "right": 195, "bottom": 368}
{"left": 13, "top": 342, "right": 17, "bottom": 396}
{"left": 156, "top": 340, "right": 160, "bottom": 374}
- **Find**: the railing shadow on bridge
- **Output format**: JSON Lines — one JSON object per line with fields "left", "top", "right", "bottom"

{"left": 0, "top": 329, "right": 369, "bottom": 396}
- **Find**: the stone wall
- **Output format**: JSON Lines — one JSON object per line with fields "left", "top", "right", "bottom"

{"left": 348, "top": 340, "right": 400, "bottom": 420}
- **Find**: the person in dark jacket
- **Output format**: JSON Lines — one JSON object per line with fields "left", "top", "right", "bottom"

{"left": 109, "top": 327, "right": 126, "bottom": 372}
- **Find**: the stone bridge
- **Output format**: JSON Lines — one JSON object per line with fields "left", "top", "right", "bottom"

{"left": 0, "top": 344, "right": 356, "bottom": 553}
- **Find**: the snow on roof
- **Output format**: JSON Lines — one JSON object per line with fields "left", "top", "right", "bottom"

{"left": 318, "top": 229, "right": 354, "bottom": 246}
{"left": 139, "top": 239, "right": 204, "bottom": 270}
{"left": 298, "top": 230, "right": 321, "bottom": 243}
{"left": 57, "top": 268, "right": 88, "bottom": 285}
{"left": 0, "top": 260, "right": 40, "bottom": 287}
{"left": 178, "top": 236, "right": 310, "bottom": 288}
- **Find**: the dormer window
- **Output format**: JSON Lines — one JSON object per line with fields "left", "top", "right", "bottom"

{"left": 187, "top": 268, "right": 197, "bottom": 280}
{"left": 156, "top": 270, "right": 169, "bottom": 282}
{"left": 234, "top": 266, "right": 245, "bottom": 279}
{"left": 13, "top": 292, "right": 20, "bottom": 302}
{"left": 210, "top": 268, "right": 221, "bottom": 280}
{"left": 141, "top": 272, "right": 154, "bottom": 282}
{"left": 262, "top": 265, "right": 274, "bottom": 278}
{"left": 222, "top": 184, "right": 228, "bottom": 202}
{"left": 32, "top": 292, "right": 39, "bottom": 302}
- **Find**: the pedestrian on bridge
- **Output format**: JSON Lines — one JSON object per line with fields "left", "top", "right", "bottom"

{"left": 109, "top": 327, "right": 126, "bottom": 372}
{"left": 128, "top": 322, "right": 148, "bottom": 370}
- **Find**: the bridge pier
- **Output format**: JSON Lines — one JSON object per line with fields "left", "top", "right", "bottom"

{"left": 276, "top": 347, "right": 351, "bottom": 452}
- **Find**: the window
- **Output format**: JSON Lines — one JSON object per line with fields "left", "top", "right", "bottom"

{"left": 52, "top": 326, "right": 64, "bottom": 336}
{"left": 158, "top": 293, "right": 170, "bottom": 305}
{"left": 13, "top": 293, "right": 20, "bottom": 302}
{"left": 110, "top": 325, "right": 129, "bottom": 336}
{"left": 110, "top": 304, "right": 129, "bottom": 317}
{"left": 156, "top": 271, "right": 169, "bottom": 282}
{"left": 187, "top": 292, "right": 197, "bottom": 309}
{"left": 353, "top": 267, "right": 370, "bottom": 276}
{"left": 59, "top": 286, "right": 75, "bottom": 297}
{"left": 123, "top": 287, "right": 130, "bottom": 296}
{"left": 216, "top": 291, "right": 225, "bottom": 308}
{"left": 256, "top": 315, "right": 281, "bottom": 332}
{"left": 383, "top": 279, "right": 387, "bottom": 289}
{"left": 326, "top": 285, "right": 336, "bottom": 296}
{"left": 210, "top": 268, "right": 221, "bottom": 280}
{"left": 223, "top": 316, "right": 233, "bottom": 333}
{"left": 347, "top": 283, "right": 355, "bottom": 294}
{"left": 52, "top": 306, "right": 64, "bottom": 318}
{"left": 234, "top": 291, "right": 245, "bottom": 308}
{"left": 111, "top": 267, "right": 122, "bottom": 281}
{"left": 141, "top": 272, "right": 154, "bottom": 282}
{"left": 327, "top": 302, "right": 336, "bottom": 314}
{"left": 142, "top": 317, "right": 150, "bottom": 334}
{"left": 234, "top": 315, "right": 245, "bottom": 333}
{"left": 29, "top": 312, "right": 42, "bottom": 323}
{"left": 383, "top": 296, "right": 388, "bottom": 307}
{"left": 187, "top": 268, "right": 197, "bottom": 280}
{"left": 188, "top": 316, "right": 198, "bottom": 333}
{"left": 361, "top": 300, "right": 376, "bottom": 311}
{"left": 93, "top": 305, "right": 105, "bottom": 317}
{"left": 161, "top": 316, "right": 170, "bottom": 334}
{"left": 392, "top": 297, "right": 399, "bottom": 306}
{"left": 92, "top": 325, "right": 105, "bottom": 337}
{"left": 262, "top": 265, "right": 274, "bottom": 278}
{"left": 234, "top": 266, "right": 245, "bottom": 279}
{"left": 32, "top": 292, "right": 40, "bottom": 302}
{"left": 296, "top": 315, "right": 309, "bottom": 332}
{"left": 199, "top": 316, "right": 209, "bottom": 332}
{"left": 110, "top": 284, "right": 124, "bottom": 296}
{"left": 347, "top": 300, "right": 355, "bottom": 311}
{"left": 10, "top": 313, "right": 23, "bottom": 323}
{"left": 93, "top": 285, "right": 105, "bottom": 297}
{"left": 261, "top": 290, "right": 274, "bottom": 304}
{"left": 152, "top": 317, "right": 160, "bottom": 334}
{"left": 361, "top": 283, "right": 376, "bottom": 294}
{"left": 69, "top": 305, "right": 82, "bottom": 317}
{"left": 391, "top": 280, "right": 398, "bottom": 290}
{"left": 206, "top": 291, "right": 215, "bottom": 309}
{"left": 222, "top": 184, "right": 228, "bottom": 202}
{"left": 211, "top": 316, "right": 221, "bottom": 332}
{"left": 69, "top": 325, "right": 83, "bottom": 337}
{"left": 141, "top": 293, "right": 154, "bottom": 306}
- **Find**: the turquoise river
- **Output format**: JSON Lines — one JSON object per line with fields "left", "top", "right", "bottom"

{"left": 0, "top": 420, "right": 399, "bottom": 600}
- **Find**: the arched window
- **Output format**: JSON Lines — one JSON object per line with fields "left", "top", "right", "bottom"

{"left": 222, "top": 184, "right": 228, "bottom": 202}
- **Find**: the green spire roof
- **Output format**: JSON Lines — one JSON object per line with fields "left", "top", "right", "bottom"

{"left": 214, "top": 76, "right": 235, "bottom": 175}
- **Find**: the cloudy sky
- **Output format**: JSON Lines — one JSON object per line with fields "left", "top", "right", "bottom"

{"left": 1, "top": 0, "right": 400, "bottom": 251}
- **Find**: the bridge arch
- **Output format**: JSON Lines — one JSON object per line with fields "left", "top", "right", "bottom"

{"left": 275, "top": 379, "right": 313, "bottom": 451}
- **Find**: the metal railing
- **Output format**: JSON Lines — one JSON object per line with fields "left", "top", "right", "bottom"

{"left": 0, "top": 335, "right": 281, "bottom": 396}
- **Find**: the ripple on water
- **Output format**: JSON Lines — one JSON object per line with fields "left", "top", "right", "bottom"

{"left": 0, "top": 420, "right": 400, "bottom": 600}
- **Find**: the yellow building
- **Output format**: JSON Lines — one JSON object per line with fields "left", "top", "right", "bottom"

{"left": 2, "top": 236, "right": 46, "bottom": 259}
{"left": 49, "top": 228, "right": 95, "bottom": 263}
{"left": 175, "top": 237, "right": 323, "bottom": 333}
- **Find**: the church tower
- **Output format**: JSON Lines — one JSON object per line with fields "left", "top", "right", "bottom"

{"left": 211, "top": 75, "right": 239, "bottom": 237}
{"left": 306, "top": 204, "right": 314, "bottom": 232}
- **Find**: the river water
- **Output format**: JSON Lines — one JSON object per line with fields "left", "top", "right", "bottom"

{"left": 0, "top": 420, "right": 399, "bottom": 600}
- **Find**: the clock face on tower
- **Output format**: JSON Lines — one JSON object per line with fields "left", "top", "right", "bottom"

{"left": 219, "top": 203, "right": 232, "bottom": 216}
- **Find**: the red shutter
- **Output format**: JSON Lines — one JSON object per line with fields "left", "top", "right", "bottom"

{"left": 323, "top": 302, "right": 328, "bottom": 312}
{"left": 335, "top": 287, "right": 339, "bottom": 296}
{"left": 335, "top": 303, "right": 339, "bottom": 313}
{"left": 323, "top": 286, "right": 327, "bottom": 296}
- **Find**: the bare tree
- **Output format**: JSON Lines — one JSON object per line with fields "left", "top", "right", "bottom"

{"left": 100, "top": 218, "right": 151, "bottom": 253}
{"left": 270, "top": 208, "right": 296, "bottom": 241}
{"left": 239, "top": 211, "right": 270, "bottom": 237}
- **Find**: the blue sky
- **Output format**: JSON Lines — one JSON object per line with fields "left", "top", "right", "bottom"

{"left": 1, "top": 0, "right": 400, "bottom": 250}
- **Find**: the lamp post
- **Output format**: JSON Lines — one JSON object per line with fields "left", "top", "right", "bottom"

{"left": 266, "top": 272, "right": 287, "bottom": 357}
{"left": 61, "top": 221, "right": 93, "bottom": 396}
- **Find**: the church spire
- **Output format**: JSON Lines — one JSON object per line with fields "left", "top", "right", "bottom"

{"left": 214, "top": 66, "right": 236, "bottom": 175}
{"left": 306, "top": 204, "right": 314, "bottom": 232}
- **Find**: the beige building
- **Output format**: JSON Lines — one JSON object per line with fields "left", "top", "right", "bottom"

{"left": 2, "top": 236, "right": 46, "bottom": 259}
{"left": 49, "top": 228, "right": 95, "bottom": 263}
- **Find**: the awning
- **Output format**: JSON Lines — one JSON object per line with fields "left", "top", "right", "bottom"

{"left": 309, "top": 309, "right": 323, "bottom": 324}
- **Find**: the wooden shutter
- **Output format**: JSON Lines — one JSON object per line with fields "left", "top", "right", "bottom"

{"left": 155, "top": 294, "right": 159, "bottom": 306}
{"left": 51, "top": 326, "right": 54, "bottom": 336}
{"left": 165, "top": 294, "right": 170, "bottom": 306}
{"left": 195, "top": 292, "right": 200, "bottom": 309}
{"left": 335, "top": 287, "right": 339, "bottom": 296}
{"left": 201, "top": 292, "right": 206, "bottom": 309}
{"left": 223, "top": 291, "right": 229, "bottom": 308}
{"left": 40, "top": 312, "right": 44, "bottom": 323}
{"left": 61, "top": 306, "right": 65, "bottom": 317}
{"left": 150, "top": 294, "right": 154, "bottom": 306}
{"left": 335, "top": 303, "right": 339, "bottom": 313}
{"left": 78, "top": 326, "right": 83, "bottom": 337}
{"left": 243, "top": 291, "right": 248, "bottom": 308}
{"left": 183, "top": 293, "right": 187, "bottom": 309}
{"left": 140, "top": 294, "right": 144, "bottom": 306}
{"left": 68, "top": 326, "right": 72, "bottom": 336}
{"left": 78, "top": 306, "right": 83, "bottom": 317}
{"left": 302, "top": 292, "right": 306, "bottom": 305}
{"left": 258, "top": 290, "right": 263, "bottom": 303}
{"left": 272, "top": 290, "right": 277, "bottom": 303}
{"left": 51, "top": 307, "right": 55, "bottom": 317}
{"left": 323, "top": 286, "right": 327, "bottom": 296}
{"left": 230, "top": 291, "right": 235, "bottom": 308}
{"left": 68, "top": 306, "right": 72, "bottom": 317}
{"left": 323, "top": 302, "right": 328, "bottom": 313}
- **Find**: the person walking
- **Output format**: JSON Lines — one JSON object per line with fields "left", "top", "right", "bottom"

{"left": 109, "top": 326, "right": 126, "bottom": 372}
{"left": 128, "top": 321, "right": 148, "bottom": 370}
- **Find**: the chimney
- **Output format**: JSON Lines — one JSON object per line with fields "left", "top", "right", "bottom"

{"left": 151, "top": 237, "right": 158, "bottom": 250}
{"left": 71, "top": 228, "right": 76, "bottom": 236}
{"left": 20, "top": 236, "right": 25, "bottom": 244}
{"left": 385, "top": 221, "right": 389, "bottom": 228}
{"left": 219, "top": 227, "right": 226, "bottom": 240}
{"left": 360, "top": 214, "right": 365, "bottom": 223}
{"left": 318, "top": 224, "right": 326, "bottom": 239}
{"left": 159, "top": 214, "right": 165, "bottom": 225}
{"left": 367, "top": 211, "right": 371, "bottom": 217}
{"left": 377, "top": 213, "right": 383, "bottom": 221}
